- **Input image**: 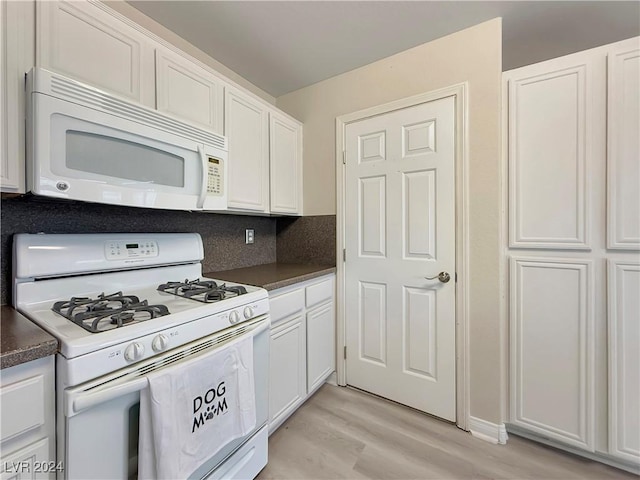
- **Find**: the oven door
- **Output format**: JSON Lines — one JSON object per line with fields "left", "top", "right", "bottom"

{"left": 28, "top": 91, "right": 226, "bottom": 211}
{"left": 60, "top": 317, "right": 269, "bottom": 480}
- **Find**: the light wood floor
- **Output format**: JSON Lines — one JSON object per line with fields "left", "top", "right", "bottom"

{"left": 257, "top": 384, "right": 636, "bottom": 480}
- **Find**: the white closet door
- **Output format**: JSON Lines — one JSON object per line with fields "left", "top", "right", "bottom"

{"left": 505, "top": 46, "right": 607, "bottom": 454}
{"left": 607, "top": 38, "right": 640, "bottom": 250}
{"left": 608, "top": 259, "right": 640, "bottom": 463}
{"left": 507, "top": 53, "right": 602, "bottom": 250}
{"left": 510, "top": 257, "right": 594, "bottom": 450}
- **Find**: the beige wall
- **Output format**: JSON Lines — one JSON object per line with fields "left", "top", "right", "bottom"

{"left": 104, "top": 1, "right": 275, "bottom": 105}
{"left": 277, "top": 18, "right": 504, "bottom": 423}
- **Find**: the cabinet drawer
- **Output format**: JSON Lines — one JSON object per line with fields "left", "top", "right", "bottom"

{"left": 0, "top": 374, "right": 45, "bottom": 442}
{"left": 306, "top": 277, "right": 334, "bottom": 309}
{"left": 270, "top": 288, "right": 305, "bottom": 325}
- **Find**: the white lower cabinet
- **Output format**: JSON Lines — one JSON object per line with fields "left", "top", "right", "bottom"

{"left": 268, "top": 274, "right": 335, "bottom": 433}
{"left": 0, "top": 356, "right": 56, "bottom": 479}
{"left": 306, "top": 303, "right": 335, "bottom": 393}
{"left": 269, "top": 316, "right": 306, "bottom": 431}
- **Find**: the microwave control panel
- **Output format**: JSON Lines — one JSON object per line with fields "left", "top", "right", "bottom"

{"left": 105, "top": 240, "right": 159, "bottom": 260}
{"left": 207, "top": 156, "right": 223, "bottom": 196}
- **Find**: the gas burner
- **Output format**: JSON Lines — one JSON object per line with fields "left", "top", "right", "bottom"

{"left": 52, "top": 292, "right": 170, "bottom": 333}
{"left": 157, "top": 279, "right": 248, "bottom": 303}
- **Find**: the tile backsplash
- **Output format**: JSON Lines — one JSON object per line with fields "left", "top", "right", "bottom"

{"left": 1, "top": 196, "right": 337, "bottom": 305}
{"left": 1, "top": 196, "right": 276, "bottom": 304}
{"left": 277, "top": 215, "right": 336, "bottom": 265}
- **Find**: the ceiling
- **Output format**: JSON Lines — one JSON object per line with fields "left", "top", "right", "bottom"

{"left": 127, "top": 1, "right": 640, "bottom": 97}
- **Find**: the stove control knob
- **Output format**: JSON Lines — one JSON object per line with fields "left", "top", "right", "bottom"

{"left": 229, "top": 310, "right": 241, "bottom": 324}
{"left": 124, "top": 342, "right": 144, "bottom": 362}
{"left": 152, "top": 334, "right": 169, "bottom": 352}
{"left": 243, "top": 306, "right": 254, "bottom": 319}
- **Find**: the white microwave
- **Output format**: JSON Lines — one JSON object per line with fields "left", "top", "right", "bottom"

{"left": 26, "top": 68, "right": 227, "bottom": 211}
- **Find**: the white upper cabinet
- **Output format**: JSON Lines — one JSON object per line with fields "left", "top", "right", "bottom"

{"left": 225, "top": 87, "right": 270, "bottom": 212}
{"left": 607, "top": 37, "right": 640, "bottom": 250}
{"left": 1, "top": 0, "right": 33, "bottom": 193}
{"left": 270, "top": 111, "right": 303, "bottom": 215}
{"left": 155, "top": 48, "right": 225, "bottom": 134}
{"left": 10, "top": 0, "right": 304, "bottom": 210}
{"left": 37, "top": 0, "right": 155, "bottom": 106}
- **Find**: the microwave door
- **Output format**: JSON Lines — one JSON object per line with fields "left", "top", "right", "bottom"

{"left": 29, "top": 92, "right": 204, "bottom": 211}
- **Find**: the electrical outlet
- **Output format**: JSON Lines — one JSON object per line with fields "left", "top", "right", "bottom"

{"left": 245, "top": 229, "right": 255, "bottom": 244}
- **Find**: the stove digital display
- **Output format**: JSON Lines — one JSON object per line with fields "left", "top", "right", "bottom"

{"left": 105, "top": 240, "right": 158, "bottom": 260}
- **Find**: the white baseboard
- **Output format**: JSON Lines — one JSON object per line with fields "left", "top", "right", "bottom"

{"left": 326, "top": 372, "right": 338, "bottom": 386}
{"left": 469, "top": 416, "right": 508, "bottom": 445}
{"left": 507, "top": 425, "right": 640, "bottom": 475}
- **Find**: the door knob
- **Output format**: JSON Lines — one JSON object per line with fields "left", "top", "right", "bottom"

{"left": 425, "top": 272, "right": 451, "bottom": 283}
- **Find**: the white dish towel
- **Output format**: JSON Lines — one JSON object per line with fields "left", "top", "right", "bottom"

{"left": 138, "top": 335, "right": 256, "bottom": 480}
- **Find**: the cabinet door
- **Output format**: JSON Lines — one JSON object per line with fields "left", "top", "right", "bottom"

{"left": 506, "top": 51, "right": 604, "bottom": 250}
{"left": 1, "top": 0, "right": 33, "bottom": 193}
{"left": 509, "top": 257, "right": 595, "bottom": 450}
{"left": 608, "top": 259, "right": 640, "bottom": 463}
{"left": 0, "top": 438, "right": 51, "bottom": 480}
{"left": 269, "top": 111, "right": 302, "bottom": 215}
{"left": 225, "top": 87, "right": 269, "bottom": 212}
{"left": 37, "top": 1, "right": 155, "bottom": 106}
{"left": 607, "top": 38, "right": 640, "bottom": 249}
{"left": 306, "top": 302, "right": 335, "bottom": 393}
{"left": 505, "top": 48, "right": 605, "bottom": 454}
{"left": 0, "top": 357, "right": 55, "bottom": 480}
{"left": 269, "top": 317, "right": 306, "bottom": 432}
{"left": 155, "top": 48, "right": 224, "bottom": 134}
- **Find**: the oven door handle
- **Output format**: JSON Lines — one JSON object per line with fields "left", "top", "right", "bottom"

{"left": 66, "top": 317, "right": 270, "bottom": 418}
{"left": 68, "top": 377, "right": 149, "bottom": 417}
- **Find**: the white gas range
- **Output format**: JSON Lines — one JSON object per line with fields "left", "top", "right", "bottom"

{"left": 13, "top": 233, "right": 270, "bottom": 480}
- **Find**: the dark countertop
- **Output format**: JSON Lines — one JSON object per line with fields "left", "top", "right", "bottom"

{"left": 1, "top": 306, "right": 58, "bottom": 370}
{"left": 206, "top": 263, "right": 336, "bottom": 291}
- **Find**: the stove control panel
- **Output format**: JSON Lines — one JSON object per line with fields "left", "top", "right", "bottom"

{"left": 105, "top": 240, "right": 159, "bottom": 260}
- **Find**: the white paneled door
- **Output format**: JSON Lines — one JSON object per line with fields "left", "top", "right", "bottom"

{"left": 608, "top": 259, "right": 640, "bottom": 463}
{"left": 344, "top": 97, "right": 456, "bottom": 421}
